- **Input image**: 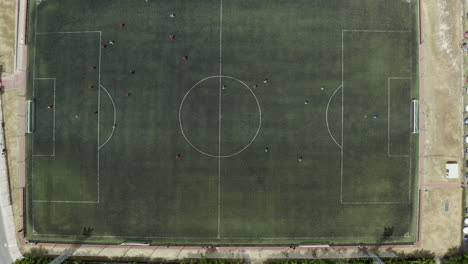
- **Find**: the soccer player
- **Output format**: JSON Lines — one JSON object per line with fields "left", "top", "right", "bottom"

{"left": 304, "top": 100, "right": 308, "bottom": 105}
{"left": 372, "top": 115, "right": 379, "bottom": 119}
{"left": 169, "top": 35, "right": 175, "bottom": 40}
{"left": 253, "top": 84, "right": 258, "bottom": 89}
{"left": 93, "top": 111, "right": 98, "bottom": 115}
{"left": 88, "top": 85, "right": 94, "bottom": 89}
{"left": 91, "top": 66, "right": 97, "bottom": 70}
{"left": 298, "top": 156, "right": 303, "bottom": 162}
{"left": 263, "top": 78, "right": 268, "bottom": 84}
{"left": 130, "top": 70, "right": 136, "bottom": 74}
{"left": 119, "top": 23, "right": 125, "bottom": 29}
{"left": 125, "top": 92, "right": 131, "bottom": 97}
{"left": 182, "top": 56, "right": 188, "bottom": 61}
{"left": 47, "top": 105, "right": 53, "bottom": 109}
{"left": 109, "top": 40, "right": 115, "bottom": 45}
{"left": 101, "top": 44, "right": 107, "bottom": 49}
{"left": 264, "top": 147, "right": 269, "bottom": 153}
{"left": 170, "top": 13, "right": 176, "bottom": 18}
{"left": 176, "top": 154, "right": 182, "bottom": 159}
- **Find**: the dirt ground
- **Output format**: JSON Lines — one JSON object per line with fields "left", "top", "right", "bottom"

{"left": 0, "top": 0, "right": 16, "bottom": 73}
{"left": 395, "top": 187, "right": 463, "bottom": 257}
{"left": 421, "top": 187, "right": 463, "bottom": 255}
{"left": 394, "top": 0, "right": 466, "bottom": 257}
{"left": 421, "top": 0, "right": 464, "bottom": 185}
{"left": 2, "top": 88, "right": 23, "bottom": 247}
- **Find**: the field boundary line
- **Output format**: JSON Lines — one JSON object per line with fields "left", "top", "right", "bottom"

{"left": 387, "top": 77, "right": 411, "bottom": 158}
{"left": 407, "top": 0, "right": 414, "bottom": 207}
{"left": 342, "top": 201, "right": 409, "bottom": 205}
{"left": 36, "top": 30, "right": 101, "bottom": 35}
{"left": 325, "top": 85, "right": 343, "bottom": 149}
{"left": 31, "top": 232, "right": 410, "bottom": 240}
{"left": 98, "top": 85, "right": 117, "bottom": 150}
{"left": 340, "top": 30, "right": 344, "bottom": 204}
{"left": 31, "top": 78, "right": 56, "bottom": 157}
{"left": 31, "top": 0, "right": 39, "bottom": 233}
{"left": 342, "top": 29, "right": 410, "bottom": 33}
{"left": 33, "top": 200, "right": 98, "bottom": 204}
{"left": 97, "top": 31, "right": 102, "bottom": 203}
{"left": 217, "top": 0, "right": 223, "bottom": 239}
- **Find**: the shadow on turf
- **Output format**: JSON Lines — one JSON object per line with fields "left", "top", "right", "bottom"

{"left": 26, "top": 227, "right": 96, "bottom": 260}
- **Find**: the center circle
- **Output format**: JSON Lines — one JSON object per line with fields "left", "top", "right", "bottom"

{"left": 178, "top": 75, "right": 262, "bottom": 158}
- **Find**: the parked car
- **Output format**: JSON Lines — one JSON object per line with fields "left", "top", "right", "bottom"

{"left": 465, "top": 118, "right": 468, "bottom": 125}
{"left": 464, "top": 235, "right": 468, "bottom": 243}
{"left": 463, "top": 227, "right": 468, "bottom": 234}
{"left": 465, "top": 135, "right": 468, "bottom": 144}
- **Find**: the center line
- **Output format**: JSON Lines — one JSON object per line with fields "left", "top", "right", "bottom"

{"left": 217, "top": 0, "right": 223, "bottom": 239}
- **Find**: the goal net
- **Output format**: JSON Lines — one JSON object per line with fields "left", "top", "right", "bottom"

{"left": 411, "top": 99, "right": 419, "bottom": 133}
{"left": 26, "top": 100, "right": 33, "bottom": 133}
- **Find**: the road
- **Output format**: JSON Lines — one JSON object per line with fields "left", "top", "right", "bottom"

{"left": 0, "top": 204, "right": 13, "bottom": 264}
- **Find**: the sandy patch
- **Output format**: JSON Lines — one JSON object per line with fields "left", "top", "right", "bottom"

{"left": 0, "top": 0, "right": 17, "bottom": 73}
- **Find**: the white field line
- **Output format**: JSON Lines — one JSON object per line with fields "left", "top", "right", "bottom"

{"left": 97, "top": 31, "right": 102, "bottom": 203}
{"left": 409, "top": 0, "right": 413, "bottom": 81}
{"left": 341, "top": 30, "right": 413, "bottom": 205}
{"left": 36, "top": 30, "right": 101, "bottom": 34}
{"left": 387, "top": 77, "right": 410, "bottom": 158}
{"left": 33, "top": 200, "right": 98, "bottom": 204}
{"left": 340, "top": 30, "right": 344, "bottom": 204}
{"left": 342, "top": 201, "right": 409, "bottom": 205}
{"left": 53, "top": 78, "right": 56, "bottom": 156}
{"left": 342, "top": 29, "right": 410, "bottom": 32}
{"left": 31, "top": 0, "right": 39, "bottom": 233}
{"left": 408, "top": 0, "right": 414, "bottom": 205}
{"left": 178, "top": 75, "right": 261, "bottom": 158}
{"left": 98, "top": 85, "right": 117, "bottom": 150}
{"left": 217, "top": 0, "right": 223, "bottom": 239}
{"left": 325, "top": 85, "right": 343, "bottom": 149}
{"left": 31, "top": 232, "right": 408, "bottom": 240}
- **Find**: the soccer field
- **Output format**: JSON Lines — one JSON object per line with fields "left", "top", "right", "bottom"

{"left": 25, "top": 0, "right": 420, "bottom": 245}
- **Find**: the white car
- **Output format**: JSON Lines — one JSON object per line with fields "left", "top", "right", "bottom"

{"left": 463, "top": 227, "right": 468, "bottom": 234}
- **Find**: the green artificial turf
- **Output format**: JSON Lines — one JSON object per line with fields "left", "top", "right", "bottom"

{"left": 25, "top": 0, "right": 420, "bottom": 245}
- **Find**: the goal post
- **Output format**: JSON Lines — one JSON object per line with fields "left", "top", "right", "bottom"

{"left": 26, "top": 100, "right": 33, "bottom": 133}
{"left": 411, "top": 99, "right": 419, "bottom": 133}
